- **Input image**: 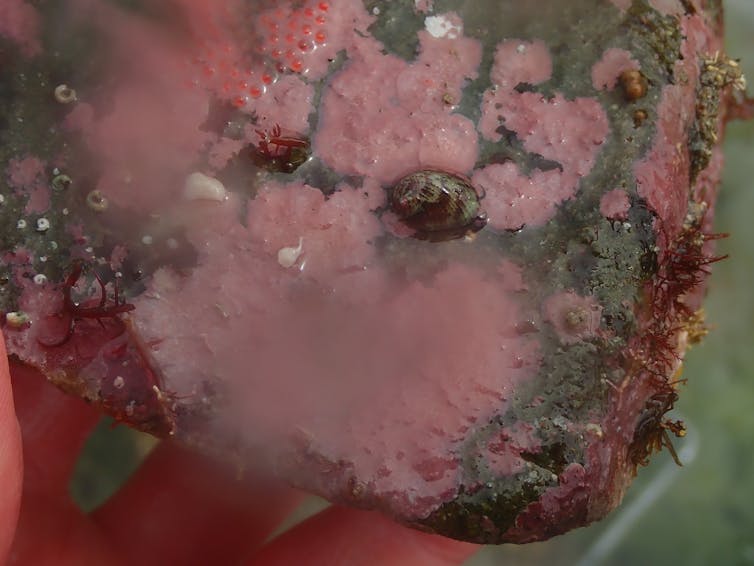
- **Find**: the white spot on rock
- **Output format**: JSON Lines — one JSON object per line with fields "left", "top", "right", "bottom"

{"left": 183, "top": 172, "right": 227, "bottom": 202}
{"left": 424, "top": 14, "right": 461, "bottom": 38}
{"left": 33, "top": 273, "right": 47, "bottom": 285}
{"left": 277, "top": 237, "right": 304, "bottom": 268}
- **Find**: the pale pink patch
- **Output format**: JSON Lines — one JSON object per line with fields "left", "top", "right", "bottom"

{"left": 414, "top": 0, "right": 433, "bottom": 13}
{"left": 249, "top": 76, "right": 315, "bottom": 137}
{"left": 246, "top": 181, "right": 383, "bottom": 285}
{"left": 109, "top": 245, "right": 129, "bottom": 271}
{"left": 490, "top": 40, "right": 552, "bottom": 89}
{"left": 600, "top": 189, "right": 631, "bottom": 220}
{"left": 608, "top": 0, "right": 632, "bottom": 11}
{"left": 0, "top": 0, "right": 41, "bottom": 56}
{"left": 634, "top": 13, "right": 717, "bottom": 249}
{"left": 6, "top": 156, "right": 50, "bottom": 214}
{"left": 649, "top": 0, "right": 685, "bottom": 16}
{"left": 472, "top": 163, "right": 568, "bottom": 230}
{"left": 542, "top": 291, "right": 602, "bottom": 345}
{"left": 592, "top": 48, "right": 639, "bottom": 91}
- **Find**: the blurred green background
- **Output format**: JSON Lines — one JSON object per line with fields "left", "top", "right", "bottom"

{"left": 69, "top": 1, "right": 754, "bottom": 563}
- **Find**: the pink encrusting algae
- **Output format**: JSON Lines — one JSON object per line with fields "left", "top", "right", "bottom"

{"left": 1, "top": 0, "right": 743, "bottom": 545}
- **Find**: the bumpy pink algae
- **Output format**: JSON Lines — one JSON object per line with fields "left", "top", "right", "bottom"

{"left": 6, "top": 156, "right": 50, "bottom": 214}
{"left": 0, "top": 0, "right": 41, "bottom": 56}
{"left": 600, "top": 189, "right": 631, "bottom": 220}
{"left": 479, "top": 39, "right": 609, "bottom": 228}
{"left": 592, "top": 48, "right": 640, "bottom": 91}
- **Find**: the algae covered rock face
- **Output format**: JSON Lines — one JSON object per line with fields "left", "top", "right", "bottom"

{"left": 1, "top": 0, "right": 749, "bottom": 544}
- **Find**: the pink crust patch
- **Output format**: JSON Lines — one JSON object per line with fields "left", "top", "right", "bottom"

{"left": 315, "top": 13, "right": 482, "bottom": 183}
{"left": 246, "top": 180, "right": 385, "bottom": 286}
{"left": 542, "top": 291, "right": 602, "bottom": 345}
{"left": 591, "top": 48, "right": 639, "bottom": 91}
{"left": 131, "top": 181, "right": 539, "bottom": 519}
{"left": 0, "top": 0, "right": 41, "bottom": 56}
{"left": 634, "top": 12, "right": 719, "bottom": 248}
{"left": 600, "top": 189, "right": 631, "bottom": 220}
{"left": 6, "top": 156, "right": 50, "bottom": 214}
{"left": 472, "top": 164, "right": 565, "bottom": 230}
{"left": 648, "top": 0, "right": 686, "bottom": 16}
{"left": 60, "top": 2, "right": 213, "bottom": 212}
{"left": 479, "top": 40, "right": 609, "bottom": 229}
{"left": 414, "top": 0, "right": 433, "bottom": 13}
{"left": 608, "top": 0, "right": 632, "bottom": 11}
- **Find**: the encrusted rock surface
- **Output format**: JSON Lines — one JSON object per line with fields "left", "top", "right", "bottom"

{"left": 1, "top": 0, "right": 748, "bottom": 543}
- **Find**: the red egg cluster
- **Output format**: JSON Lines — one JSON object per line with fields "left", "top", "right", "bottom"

{"left": 257, "top": 1, "right": 330, "bottom": 75}
{"left": 182, "top": 0, "right": 330, "bottom": 108}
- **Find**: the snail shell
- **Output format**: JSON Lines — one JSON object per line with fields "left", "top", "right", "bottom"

{"left": 389, "top": 169, "right": 487, "bottom": 242}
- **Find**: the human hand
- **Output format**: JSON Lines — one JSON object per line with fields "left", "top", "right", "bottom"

{"left": 0, "top": 335, "right": 477, "bottom": 565}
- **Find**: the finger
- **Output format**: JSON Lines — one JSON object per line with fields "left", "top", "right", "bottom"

{"left": 247, "top": 506, "right": 478, "bottom": 566}
{"left": 93, "top": 441, "right": 303, "bottom": 566}
{"left": 0, "top": 335, "right": 23, "bottom": 563}
{"left": 11, "top": 492, "right": 124, "bottom": 566}
{"left": 10, "top": 358, "right": 101, "bottom": 495}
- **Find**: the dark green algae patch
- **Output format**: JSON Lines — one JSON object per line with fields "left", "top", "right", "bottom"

{"left": 408, "top": 1, "right": 725, "bottom": 543}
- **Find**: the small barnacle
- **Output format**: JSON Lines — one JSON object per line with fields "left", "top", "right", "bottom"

{"left": 86, "top": 190, "right": 109, "bottom": 212}
{"left": 54, "top": 84, "right": 78, "bottom": 104}
{"left": 619, "top": 70, "right": 648, "bottom": 101}
{"left": 36, "top": 217, "right": 51, "bottom": 232}
{"left": 5, "top": 311, "right": 30, "bottom": 328}
{"left": 33, "top": 273, "right": 48, "bottom": 285}
{"left": 389, "top": 169, "right": 487, "bottom": 242}
{"left": 277, "top": 237, "right": 304, "bottom": 268}
{"left": 51, "top": 173, "right": 72, "bottom": 191}
{"left": 17, "top": 219, "right": 27, "bottom": 230}
{"left": 633, "top": 109, "right": 648, "bottom": 127}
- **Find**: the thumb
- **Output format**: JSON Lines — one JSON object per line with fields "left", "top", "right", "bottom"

{"left": 0, "top": 332, "right": 23, "bottom": 562}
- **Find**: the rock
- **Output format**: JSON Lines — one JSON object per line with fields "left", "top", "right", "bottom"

{"left": 1, "top": 0, "right": 750, "bottom": 544}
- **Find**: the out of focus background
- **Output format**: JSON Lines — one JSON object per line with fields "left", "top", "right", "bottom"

{"left": 69, "top": 1, "right": 754, "bottom": 564}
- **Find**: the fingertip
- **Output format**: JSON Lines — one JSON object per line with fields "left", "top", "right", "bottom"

{"left": 249, "top": 506, "right": 478, "bottom": 566}
{"left": 0, "top": 334, "right": 24, "bottom": 563}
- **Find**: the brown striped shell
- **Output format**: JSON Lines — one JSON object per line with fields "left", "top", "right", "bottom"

{"left": 389, "top": 169, "right": 487, "bottom": 242}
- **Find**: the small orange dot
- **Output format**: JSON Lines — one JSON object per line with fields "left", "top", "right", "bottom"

{"left": 250, "top": 86, "right": 263, "bottom": 98}
{"left": 232, "top": 96, "right": 246, "bottom": 108}
{"left": 314, "top": 31, "right": 326, "bottom": 44}
{"left": 298, "top": 40, "right": 310, "bottom": 51}
{"left": 318, "top": 2, "right": 329, "bottom": 12}
{"left": 271, "top": 49, "right": 282, "bottom": 58}
{"left": 315, "top": 15, "right": 326, "bottom": 24}
{"left": 262, "top": 73, "right": 273, "bottom": 85}
{"left": 304, "top": 7, "right": 314, "bottom": 17}
{"left": 284, "top": 49, "right": 295, "bottom": 60}
{"left": 290, "top": 59, "right": 303, "bottom": 72}
{"left": 238, "top": 80, "right": 249, "bottom": 89}
{"left": 285, "top": 33, "right": 295, "bottom": 43}
{"left": 269, "top": 34, "right": 279, "bottom": 44}
{"left": 302, "top": 24, "right": 312, "bottom": 35}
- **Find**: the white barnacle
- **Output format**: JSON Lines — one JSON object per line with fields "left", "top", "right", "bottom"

{"left": 5, "top": 311, "right": 30, "bottom": 328}
{"left": 33, "top": 273, "right": 48, "bottom": 285}
{"left": 36, "top": 217, "right": 51, "bottom": 232}
{"left": 183, "top": 172, "right": 227, "bottom": 202}
{"left": 17, "top": 219, "right": 27, "bottom": 230}
{"left": 113, "top": 376, "right": 125, "bottom": 389}
{"left": 54, "top": 84, "right": 78, "bottom": 104}
{"left": 277, "top": 237, "right": 304, "bottom": 268}
{"left": 86, "top": 190, "right": 108, "bottom": 212}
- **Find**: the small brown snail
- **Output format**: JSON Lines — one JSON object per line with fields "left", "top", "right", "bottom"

{"left": 389, "top": 169, "right": 487, "bottom": 242}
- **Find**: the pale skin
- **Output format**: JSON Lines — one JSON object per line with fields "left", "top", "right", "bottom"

{"left": 0, "top": 334, "right": 477, "bottom": 565}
